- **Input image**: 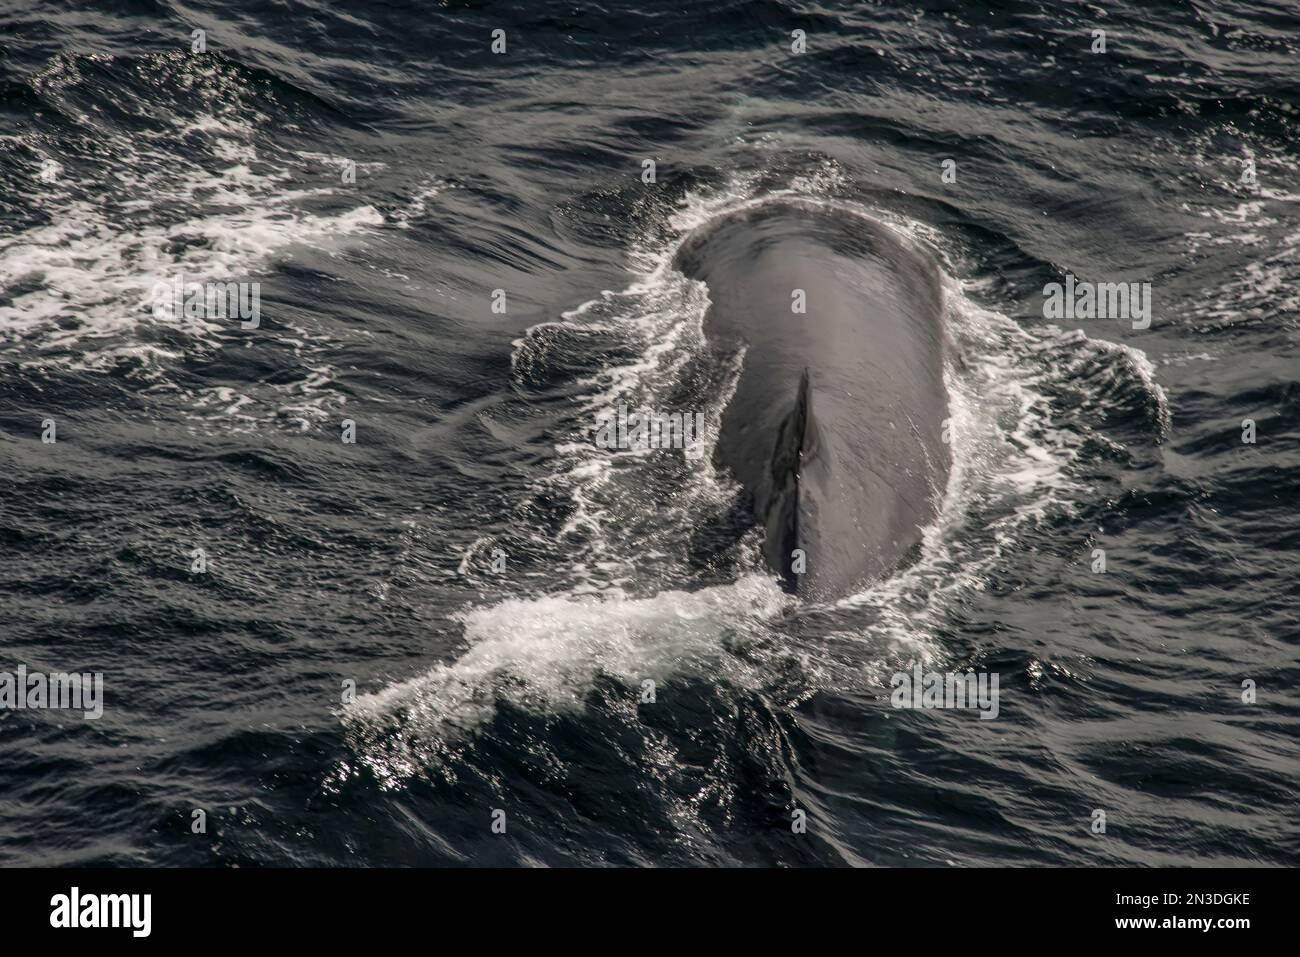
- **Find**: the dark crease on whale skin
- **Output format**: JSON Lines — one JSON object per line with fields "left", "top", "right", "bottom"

{"left": 673, "top": 199, "right": 950, "bottom": 601}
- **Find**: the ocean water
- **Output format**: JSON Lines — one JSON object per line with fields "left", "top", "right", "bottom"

{"left": 1, "top": 0, "right": 1297, "bottom": 866}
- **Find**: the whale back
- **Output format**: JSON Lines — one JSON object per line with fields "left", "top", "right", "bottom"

{"left": 673, "top": 200, "right": 949, "bottom": 600}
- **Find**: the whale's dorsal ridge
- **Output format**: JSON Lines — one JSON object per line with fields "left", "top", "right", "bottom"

{"left": 795, "top": 367, "right": 820, "bottom": 464}
{"left": 770, "top": 367, "right": 817, "bottom": 479}
{"left": 764, "top": 367, "right": 831, "bottom": 595}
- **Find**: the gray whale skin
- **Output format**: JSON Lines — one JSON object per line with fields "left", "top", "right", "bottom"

{"left": 673, "top": 199, "right": 950, "bottom": 601}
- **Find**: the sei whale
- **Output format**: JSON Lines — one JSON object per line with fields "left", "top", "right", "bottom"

{"left": 674, "top": 199, "right": 950, "bottom": 601}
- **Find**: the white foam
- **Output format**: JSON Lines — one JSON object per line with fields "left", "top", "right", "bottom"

{"left": 1181, "top": 144, "right": 1300, "bottom": 328}
{"left": 1, "top": 117, "right": 384, "bottom": 372}
{"left": 343, "top": 575, "right": 789, "bottom": 786}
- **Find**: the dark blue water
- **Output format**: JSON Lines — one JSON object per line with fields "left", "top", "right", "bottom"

{"left": 1, "top": 0, "right": 1297, "bottom": 866}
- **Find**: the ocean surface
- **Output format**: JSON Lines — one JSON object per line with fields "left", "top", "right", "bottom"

{"left": 1, "top": 0, "right": 1297, "bottom": 866}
